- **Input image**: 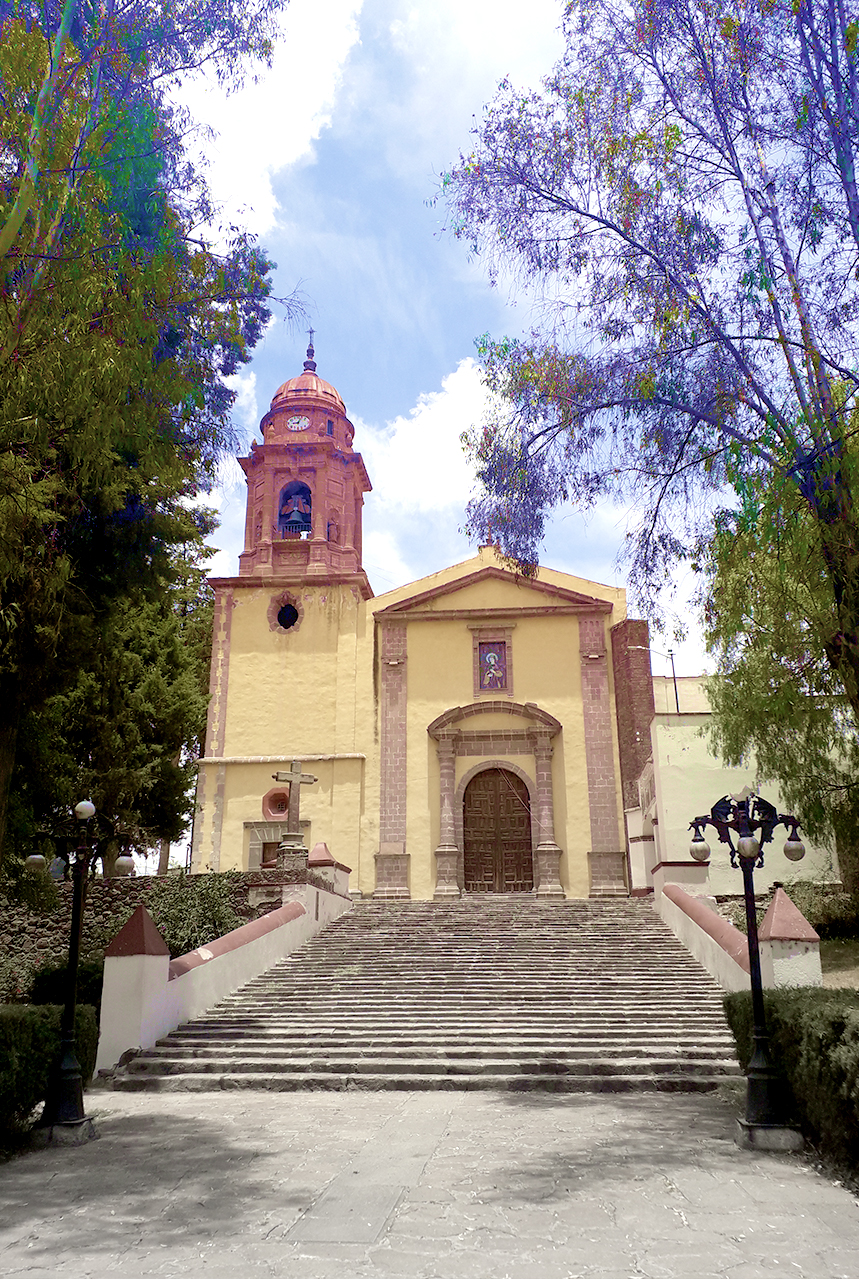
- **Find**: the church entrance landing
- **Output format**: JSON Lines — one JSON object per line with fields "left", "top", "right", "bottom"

{"left": 463, "top": 767, "right": 533, "bottom": 893}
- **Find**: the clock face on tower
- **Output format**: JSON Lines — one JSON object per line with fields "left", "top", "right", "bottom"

{"left": 286, "top": 415, "right": 310, "bottom": 432}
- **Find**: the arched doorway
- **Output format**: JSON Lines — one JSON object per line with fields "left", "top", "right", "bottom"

{"left": 463, "top": 767, "right": 533, "bottom": 893}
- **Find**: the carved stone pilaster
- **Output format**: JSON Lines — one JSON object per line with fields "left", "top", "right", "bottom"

{"left": 530, "top": 729, "right": 565, "bottom": 899}
{"left": 434, "top": 733, "right": 461, "bottom": 899}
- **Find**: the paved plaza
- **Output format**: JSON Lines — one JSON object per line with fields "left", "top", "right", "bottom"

{"left": 1, "top": 1087, "right": 858, "bottom": 1280}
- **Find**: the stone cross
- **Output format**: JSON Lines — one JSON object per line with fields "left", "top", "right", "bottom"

{"left": 272, "top": 761, "right": 317, "bottom": 834}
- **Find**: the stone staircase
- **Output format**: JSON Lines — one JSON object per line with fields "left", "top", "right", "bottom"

{"left": 111, "top": 897, "right": 740, "bottom": 1093}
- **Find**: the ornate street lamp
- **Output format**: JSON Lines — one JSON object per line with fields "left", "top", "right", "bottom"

{"left": 688, "top": 787, "right": 805, "bottom": 1130}
{"left": 38, "top": 800, "right": 99, "bottom": 1133}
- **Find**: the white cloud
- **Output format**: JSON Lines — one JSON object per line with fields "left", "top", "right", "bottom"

{"left": 223, "top": 370, "right": 260, "bottom": 441}
{"left": 340, "top": 0, "right": 566, "bottom": 182}
{"left": 357, "top": 358, "right": 484, "bottom": 511}
{"left": 177, "top": 0, "right": 364, "bottom": 236}
{"left": 176, "top": 0, "right": 564, "bottom": 238}
{"left": 361, "top": 527, "right": 415, "bottom": 590}
{"left": 356, "top": 358, "right": 489, "bottom": 588}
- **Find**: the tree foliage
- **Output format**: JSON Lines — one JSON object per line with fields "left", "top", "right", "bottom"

{"left": 442, "top": 0, "right": 859, "bottom": 719}
{"left": 5, "top": 517, "right": 214, "bottom": 861}
{"left": 702, "top": 466, "right": 859, "bottom": 892}
{"left": 0, "top": 0, "right": 300, "bottom": 862}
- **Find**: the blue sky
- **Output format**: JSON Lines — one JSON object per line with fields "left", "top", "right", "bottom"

{"left": 180, "top": 0, "right": 707, "bottom": 676}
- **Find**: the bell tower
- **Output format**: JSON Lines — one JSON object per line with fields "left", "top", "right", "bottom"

{"left": 193, "top": 339, "right": 374, "bottom": 874}
{"left": 237, "top": 337, "right": 373, "bottom": 595}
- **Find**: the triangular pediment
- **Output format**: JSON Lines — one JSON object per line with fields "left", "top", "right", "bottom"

{"left": 373, "top": 564, "right": 613, "bottom": 618}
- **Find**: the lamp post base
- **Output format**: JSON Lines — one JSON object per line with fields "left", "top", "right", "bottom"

{"left": 31, "top": 1117, "right": 98, "bottom": 1148}
{"left": 735, "top": 1120, "right": 804, "bottom": 1152}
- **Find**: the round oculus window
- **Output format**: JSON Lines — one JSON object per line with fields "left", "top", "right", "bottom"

{"left": 277, "top": 603, "right": 299, "bottom": 630}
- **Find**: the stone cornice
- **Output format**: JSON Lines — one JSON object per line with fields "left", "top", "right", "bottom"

{"left": 197, "top": 753, "right": 366, "bottom": 765}
{"left": 208, "top": 572, "right": 374, "bottom": 600}
{"left": 373, "top": 565, "right": 614, "bottom": 618}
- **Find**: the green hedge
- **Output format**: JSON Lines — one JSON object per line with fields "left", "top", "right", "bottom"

{"left": 30, "top": 958, "right": 105, "bottom": 1022}
{"left": 0, "top": 1005, "right": 98, "bottom": 1135}
{"left": 724, "top": 988, "right": 859, "bottom": 1161}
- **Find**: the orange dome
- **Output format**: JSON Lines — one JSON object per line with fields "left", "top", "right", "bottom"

{"left": 270, "top": 369, "right": 346, "bottom": 415}
{"left": 269, "top": 337, "right": 346, "bottom": 415}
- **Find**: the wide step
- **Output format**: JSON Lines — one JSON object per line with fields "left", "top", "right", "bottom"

{"left": 110, "top": 899, "right": 739, "bottom": 1094}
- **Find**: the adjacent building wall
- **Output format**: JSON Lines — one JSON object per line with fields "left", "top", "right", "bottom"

{"left": 627, "top": 682, "right": 839, "bottom": 895}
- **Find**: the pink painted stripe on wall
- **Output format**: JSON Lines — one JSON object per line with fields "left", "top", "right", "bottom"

{"left": 168, "top": 900, "right": 307, "bottom": 980}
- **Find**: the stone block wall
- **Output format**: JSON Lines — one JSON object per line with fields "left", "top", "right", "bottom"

{"left": 0, "top": 861, "right": 329, "bottom": 1001}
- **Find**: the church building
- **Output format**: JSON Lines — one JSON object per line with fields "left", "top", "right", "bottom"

{"left": 191, "top": 343, "right": 663, "bottom": 900}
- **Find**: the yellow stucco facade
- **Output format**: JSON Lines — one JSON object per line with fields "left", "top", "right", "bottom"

{"left": 191, "top": 353, "right": 657, "bottom": 900}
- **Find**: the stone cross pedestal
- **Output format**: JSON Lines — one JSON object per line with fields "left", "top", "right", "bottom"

{"left": 272, "top": 761, "right": 317, "bottom": 865}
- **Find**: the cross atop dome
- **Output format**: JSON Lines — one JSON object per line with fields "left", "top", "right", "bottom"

{"left": 304, "top": 328, "right": 316, "bottom": 373}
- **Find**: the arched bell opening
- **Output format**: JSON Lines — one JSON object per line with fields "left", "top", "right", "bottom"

{"left": 278, "top": 481, "right": 312, "bottom": 539}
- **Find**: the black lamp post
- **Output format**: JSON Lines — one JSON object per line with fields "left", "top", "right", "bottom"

{"left": 688, "top": 787, "right": 806, "bottom": 1128}
{"left": 38, "top": 799, "right": 98, "bottom": 1131}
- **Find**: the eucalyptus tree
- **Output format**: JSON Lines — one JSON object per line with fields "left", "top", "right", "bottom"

{"left": 442, "top": 0, "right": 859, "bottom": 719}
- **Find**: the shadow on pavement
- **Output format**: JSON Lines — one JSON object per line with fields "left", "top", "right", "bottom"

{"left": 455, "top": 1088, "right": 780, "bottom": 1207}
{"left": 0, "top": 1107, "right": 313, "bottom": 1267}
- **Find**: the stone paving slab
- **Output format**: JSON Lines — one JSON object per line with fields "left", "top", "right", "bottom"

{"left": 0, "top": 1088, "right": 858, "bottom": 1279}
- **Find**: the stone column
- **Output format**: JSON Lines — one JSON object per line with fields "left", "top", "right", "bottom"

{"left": 375, "top": 622, "right": 410, "bottom": 898}
{"left": 259, "top": 470, "right": 274, "bottom": 568}
{"left": 530, "top": 730, "right": 565, "bottom": 899}
{"left": 580, "top": 615, "right": 628, "bottom": 896}
{"left": 433, "top": 732, "right": 461, "bottom": 900}
{"left": 306, "top": 476, "right": 330, "bottom": 575}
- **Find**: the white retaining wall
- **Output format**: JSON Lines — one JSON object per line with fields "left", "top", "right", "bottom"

{"left": 96, "top": 883, "right": 351, "bottom": 1072}
{"left": 656, "top": 884, "right": 822, "bottom": 991}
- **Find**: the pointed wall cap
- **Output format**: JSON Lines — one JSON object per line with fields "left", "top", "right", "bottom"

{"left": 308, "top": 841, "right": 336, "bottom": 867}
{"left": 759, "top": 886, "right": 820, "bottom": 943}
{"left": 105, "top": 904, "right": 170, "bottom": 957}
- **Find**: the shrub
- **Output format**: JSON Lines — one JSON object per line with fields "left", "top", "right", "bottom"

{"left": 719, "top": 880, "right": 859, "bottom": 939}
{"left": 779, "top": 880, "right": 859, "bottom": 939}
{"left": 724, "top": 988, "right": 859, "bottom": 1163}
{"left": 30, "top": 957, "right": 105, "bottom": 1022}
{"left": 0, "top": 1005, "right": 98, "bottom": 1136}
{"left": 144, "top": 870, "right": 245, "bottom": 958}
{"left": 0, "top": 861, "right": 60, "bottom": 915}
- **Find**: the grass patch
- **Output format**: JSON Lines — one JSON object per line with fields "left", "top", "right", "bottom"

{"left": 820, "top": 937, "right": 859, "bottom": 974}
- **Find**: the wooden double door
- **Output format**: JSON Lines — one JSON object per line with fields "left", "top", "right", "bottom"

{"left": 463, "top": 767, "right": 533, "bottom": 893}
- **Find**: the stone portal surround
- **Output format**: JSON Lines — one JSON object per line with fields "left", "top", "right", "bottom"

{"left": 579, "top": 615, "right": 627, "bottom": 896}
{"left": 428, "top": 702, "right": 565, "bottom": 900}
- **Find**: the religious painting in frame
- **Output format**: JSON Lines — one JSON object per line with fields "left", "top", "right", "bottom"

{"left": 471, "top": 626, "right": 515, "bottom": 698}
{"left": 478, "top": 641, "right": 508, "bottom": 691}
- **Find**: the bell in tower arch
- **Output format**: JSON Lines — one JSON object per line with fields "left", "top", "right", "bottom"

{"left": 279, "top": 481, "right": 312, "bottom": 539}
